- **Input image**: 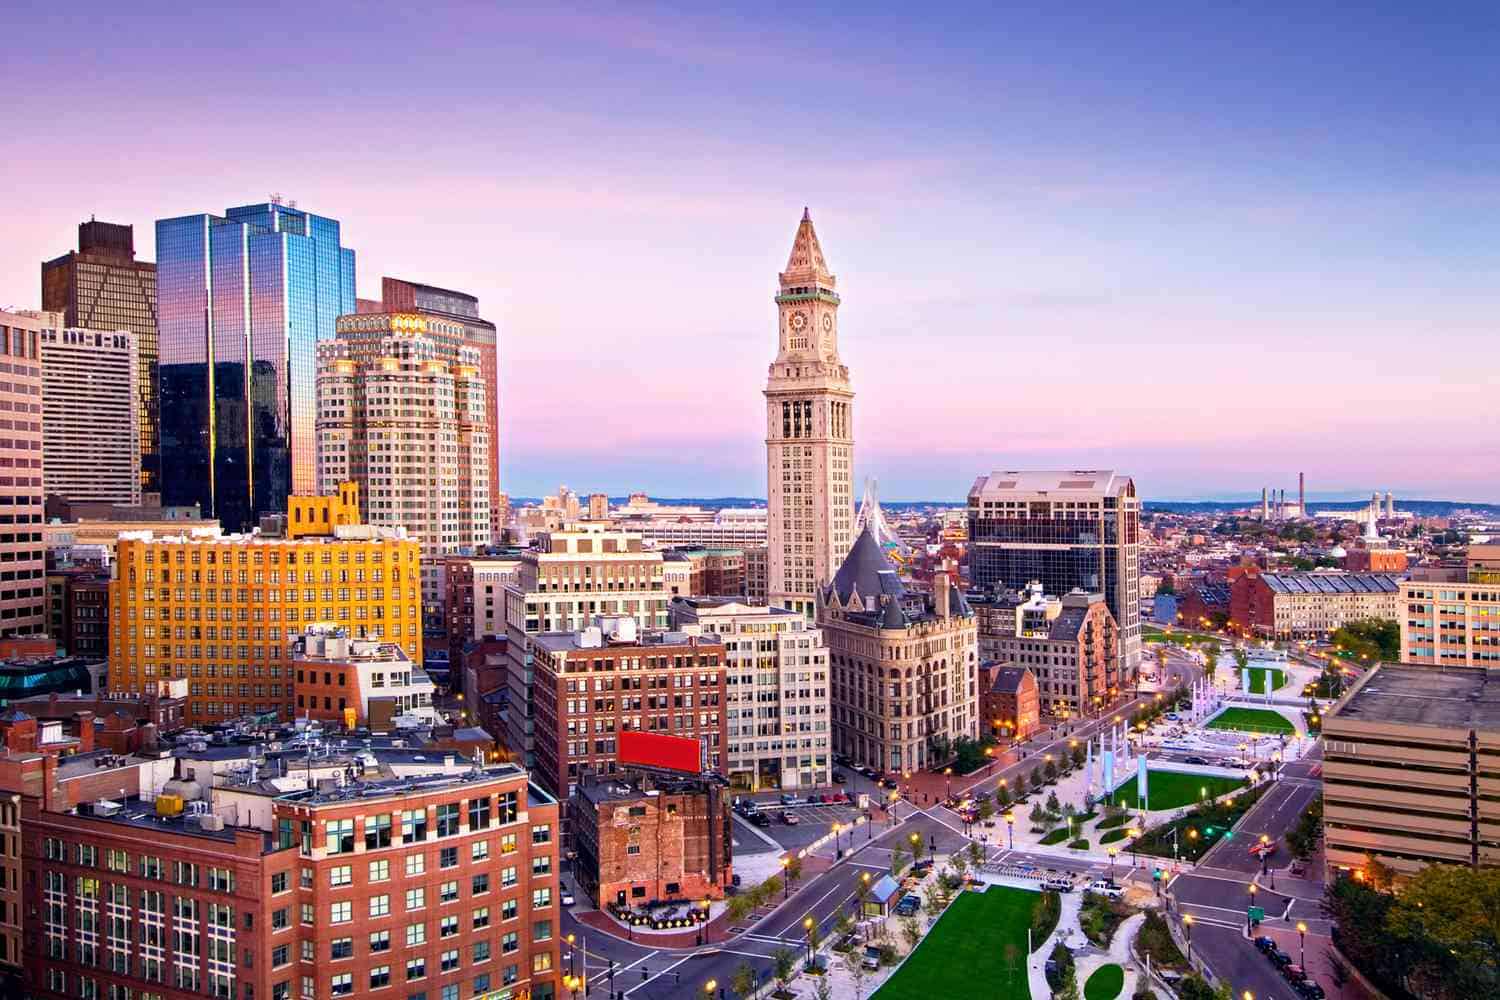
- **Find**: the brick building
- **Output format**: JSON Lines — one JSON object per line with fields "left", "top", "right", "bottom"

{"left": 292, "top": 623, "right": 439, "bottom": 729}
{"left": 571, "top": 771, "right": 732, "bottom": 913}
{"left": 1343, "top": 545, "right": 1409, "bottom": 574}
{"left": 1176, "top": 581, "right": 1231, "bottom": 629}
{"left": 972, "top": 583, "right": 1118, "bottom": 719}
{"left": 46, "top": 569, "right": 109, "bottom": 658}
{"left": 979, "top": 664, "right": 1040, "bottom": 741}
{"left": 529, "top": 619, "right": 726, "bottom": 803}
{"left": 1229, "top": 568, "right": 1402, "bottom": 639}
{"left": 22, "top": 758, "right": 561, "bottom": 1000}
{"left": 444, "top": 553, "right": 523, "bottom": 662}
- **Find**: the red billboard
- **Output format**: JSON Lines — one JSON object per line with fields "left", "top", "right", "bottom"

{"left": 618, "top": 730, "right": 703, "bottom": 774}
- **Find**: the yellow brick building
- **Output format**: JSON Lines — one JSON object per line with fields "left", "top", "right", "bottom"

{"left": 108, "top": 496, "right": 421, "bottom": 724}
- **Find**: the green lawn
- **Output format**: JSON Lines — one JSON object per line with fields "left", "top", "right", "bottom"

{"left": 874, "top": 886, "right": 1037, "bottom": 1000}
{"left": 1237, "top": 666, "right": 1286, "bottom": 693}
{"left": 1206, "top": 707, "right": 1296, "bottom": 735}
{"left": 1099, "top": 828, "right": 1128, "bottom": 844}
{"left": 1084, "top": 964, "right": 1125, "bottom": 1000}
{"left": 1106, "top": 772, "right": 1247, "bottom": 811}
{"left": 1039, "top": 828, "right": 1069, "bottom": 845}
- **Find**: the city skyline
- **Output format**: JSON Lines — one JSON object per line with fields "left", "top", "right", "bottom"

{"left": 2, "top": 4, "right": 1497, "bottom": 501}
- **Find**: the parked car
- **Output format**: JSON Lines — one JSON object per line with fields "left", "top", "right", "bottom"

{"left": 560, "top": 889, "right": 575, "bottom": 906}
{"left": 1043, "top": 876, "right": 1074, "bottom": 892}
{"left": 1293, "top": 981, "right": 1326, "bottom": 999}
{"left": 1085, "top": 880, "right": 1123, "bottom": 899}
{"left": 1289, "top": 862, "right": 1308, "bottom": 878}
{"left": 779, "top": 793, "right": 799, "bottom": 805}
{"left": 879, "top": 777, "right": 899, "bottom": 790}
{"left": 1283, "top": 965, "right": 1308, "bottom": 983}
{"left": 832, "top": 772, "right": 847, "bottom": 784}
{"left": 1253, "top": 936, "right": 1276, "bottom": 955}
{"left": 780, "top": 811, "right": 801, "bottom": 825}
{"left": 861, "top": 946, "right": 881, "bottom": 971}
{"left": 750, "top": 812, "right": 771, "bottom": 828}
{"left": 1165, "top": 713, "right": 1181, "bottom": 721}
{"left": 894, "top": 894, "right": 921, "bottom": 916}
{"left": 1268, "top": 949, "right": 1293, "bottom": 969}
{"left": 1183, "top": 755, "right": 1208, "bottom": 765}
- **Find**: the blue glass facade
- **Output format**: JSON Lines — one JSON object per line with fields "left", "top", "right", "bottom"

{"left": 156, "top": 204, "right": 354, "bottom": 531}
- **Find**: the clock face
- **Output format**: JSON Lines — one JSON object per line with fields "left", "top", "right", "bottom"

{"left": 790, "top": 311, "right": 808, "bottom": 331}
{"left": 822, "top": 314, "right": 833, "bottom": 332}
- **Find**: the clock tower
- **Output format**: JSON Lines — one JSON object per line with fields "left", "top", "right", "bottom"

{"left": 765, "top": 208, "right": 854, "bottom": 616}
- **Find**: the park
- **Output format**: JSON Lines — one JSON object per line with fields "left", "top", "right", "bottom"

{"left": 1105, "top": 771, "right": 1247, "bottom": 812}
{"left": 873, "top": 885, "right": 1040, "bottom": 1000}
{"left": 1204, "top": 707, "right": 1295, "bottom": 735}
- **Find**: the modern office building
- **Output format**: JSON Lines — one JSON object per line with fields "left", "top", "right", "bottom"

{"left": 621, "top": 508, "right": 768, "bottom": 550}
{"left": 39, "top": 320, "right": 141, "bottom": 505}
{"left": 0, "top": 313, "right": 50, "bottom": 638}
{"left": 1400, "top": 558, "right": 1500, "bottom": 668}
{"left": 1322, "top": 663, "right": 1500, "bottom": 876}
{"left": 502, "top": 526, "right": 667, "bottom": 763}
{"left": 1229, "top": 568, "right": 1401, "bottom": 639}
{"left": 155, "top": 202, "right": 356, "bottom": 532}
{"left": 107, "top": 497, "right": 421, "bottom": 724}
{"left": 22, "top": 756, "right": 561, "bottom": 1000}
{"left": 365, "top": 278, "right": 502, "bottom": 533}
{"left": 971, "top": 583, "right": 1118, "bottom": 718}
{"left": 765, "top": 209, "right": 854, "bottom": 617}
{"left": 818, "top": 527, "right": 978, "bottom": 773}
{"left": 967, "top": 470, "right": 1141, "bottom": 681}
{"left": 528, "top": 619, "right": 727, "bottom": 802}
{"left": 316, "top": 317, "right": 491, "bottom": 612}
{"left": 669, "top": 597, "right": 831, "bottom": 791}
{"left": 41, "top": 220, "right": 159, "bottom": 495}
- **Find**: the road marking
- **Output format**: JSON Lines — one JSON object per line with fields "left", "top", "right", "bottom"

{"left": 623, "top": 954, "right": 692, "bottom": 997}
{"left": 615, "top": 952, "right": 659, "bottom": 975}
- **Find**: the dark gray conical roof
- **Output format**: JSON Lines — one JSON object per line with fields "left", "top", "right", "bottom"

{"left": 828, "top": 525, "right": 905, "bottom": 610}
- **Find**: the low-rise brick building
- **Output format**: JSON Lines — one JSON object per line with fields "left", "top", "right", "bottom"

{"left": 972, "top": 583, "right": 1118, "bottom": 719}
{"left": 570, "top": 770, "right": 732, "bottom": 914}
{"left": 1229, "top": 568, "right": 1401, "bottom": 639}
{"left": 979, "top": 664, "right": 1040, "bottom": 741}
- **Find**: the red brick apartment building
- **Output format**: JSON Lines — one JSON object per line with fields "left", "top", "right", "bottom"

{"left": 528, "top": 621, "right": 727, "bottom": 803}
{"left": 22, "top": 763, "right": 562, "bottom": 1000}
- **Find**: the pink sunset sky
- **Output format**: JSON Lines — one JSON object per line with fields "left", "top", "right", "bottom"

{"left": 1, "top": 3, "right": 1495, "bottom": 502}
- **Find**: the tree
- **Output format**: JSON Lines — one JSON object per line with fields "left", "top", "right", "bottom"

{"left": 812, "top": 973, "right": 833, "bottom": 1000}
{"left": 772, "top": 947, "right": 796, "bottom": 995}
{"left": 1046, "top": 791, "right": 1062, "bottom": 816}
{"left": 1203, "top": 648, "right": 1219, "bottom": 681}
{"left": 762, "top": 876, "right": 783, "bottom": 900}
{"left": 1030, "top": 768, "right": 1044, "bottom": 793}
{"left": 732, "top": 960, "right": 759, "bottom": 1000}
{"left": 996, "top": 783, "right": 1012, "bottom": 808}
{"left": 978, "top": 799, "right": 996, "bottom": 824}
{"left": 842, "top": 950, "right": 868, "bottom": 1000}
{"left": 1053, "top": 963, "right": 1081, "bottom": 1000}
{"left": 1071, "top": 744, "right": 1086, "bottom": 769}
{"left": 1029, "top": 803, "right": 1047, "bottom": 827}
{"left": 1389, "top": 865, "right": 1500, "bottom": 972}
{"left": 785, "top": 856, "right": 804, "bottom": 886}
{"left": 1044, "top": 757, "right": 1060, "bottom": 782}
{"left": 900, "top": 915, "right": 922, "bottom": 951}
{"left": 911, "top": 837, "right": 926, "bottom": 863}
{"left": 889, "top": 843, "right": 906, "bottom": 876}
{"left": 727, "top": 893, "right": 756, "bottom": 924}
{"left": 922, "top": 882, "right": 945, "bottom": 917}
{"left": 951, "top": 852, "right": 969, "bottom": 883}
{"left": 966, "top": 841, "right": 984, "bottom": 869}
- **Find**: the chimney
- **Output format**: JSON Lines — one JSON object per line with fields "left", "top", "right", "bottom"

{"left": 934, "top": 571, "right": 952, "bottom": 619}
{"left": 1261, "top": 487, "right": 1268, "bottom": 521}
{"left": 1298, "top": 472, "right": 1305, "bottom": 514}
{"left": 1386, "top": 491, "right": 1394, "bottom": 518}
{"left": 74, "top": 710, "right": 95, "bottom": 752}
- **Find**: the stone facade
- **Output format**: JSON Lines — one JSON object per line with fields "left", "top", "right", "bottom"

{"left": 765, "top": 210, "right": 854, "bottom": 617}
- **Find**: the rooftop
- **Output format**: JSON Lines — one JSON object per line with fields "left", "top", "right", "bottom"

{"left": 71, "top": 796, "right": 244, "bottom": 843}
{"left": 1259, "top": 572, "right": 1402, "bottom": 595}
{"left": 969, "top": 470, "right": 1134, "bottom": 500}
{"left": 1333, "top": 664, "right": 1500, "bottom": 730}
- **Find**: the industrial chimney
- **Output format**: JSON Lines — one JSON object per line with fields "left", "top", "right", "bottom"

{"left": 1298, "top": 472, "right": 1305, "bottom": 516}
{"left": 1386, "top": 491, "right": 1394, "bottom": 518}
{"left": 1261, "top": 487, "right": 1269, "bottom": 521}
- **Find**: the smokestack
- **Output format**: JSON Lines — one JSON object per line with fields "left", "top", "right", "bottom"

{"left": 1299, "top": 472, "right": 1305, "bottom": 515}
{"left": 1261, "top": 487, "right": 1268, "bottom": 521}
{"left": 1386, "top": 491, "right": 1394, "bottom": 518}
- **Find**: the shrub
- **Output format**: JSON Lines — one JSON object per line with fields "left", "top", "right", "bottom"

{"left": 1039, "top": 828, "right": 1070, "bottom": 845}
{"left": 1031, "top": 890, "right": 1061, "bottom": 948}
{"left": 1135, "top": 911, "right": 1185, "bottom": 970}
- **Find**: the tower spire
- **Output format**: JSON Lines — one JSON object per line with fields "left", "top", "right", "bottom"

{"left": 780, "top": 209, "right": 834, "bottom": 287}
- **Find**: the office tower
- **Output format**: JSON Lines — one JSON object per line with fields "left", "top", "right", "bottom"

{"left": 819, "top": 529, "right": 978, "bottom": 772}
{"left": 765, "top": 209, "right": 854, "bottom": 617}
{"left": 0, "top": 312, "right": 49, "bottom": 638}
{"left": 107, "top": 495, "right": 420, "bottom": 724}
{"left": 501, "top": 525, "right": 667, "bottom": 763}
{"left": 41, "top": 220, "right": 159, "bottom": 495}
{"left": 155, "top": 202, "right": 356, "bottom": 532}
{"left": 38, "top": 320, "right": 141, "bottom": 504}
{"left": 669, "top": 596, "right": 832, "bottom": 791}
{"left": 970, "top": 583, "right": 1118, "bottom": 719}
{"left": 967, "top": 470, "right": 1142, "bottom": 686}
{"left": 316, "top": 317, "right": 491, "bottom": 614}
{"left": 372, "top": 277, "right": 502, "bottom": 534}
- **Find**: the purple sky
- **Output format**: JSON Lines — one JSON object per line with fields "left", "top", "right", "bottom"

{"left": 2, "top": 2, "right": 1496, "bottom": 501}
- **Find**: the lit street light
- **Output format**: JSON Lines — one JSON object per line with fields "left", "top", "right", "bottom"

{"left": 1005, "top": 810, "right": 1015, "bottom": 850}
{"left": 1297, "top": 920, "right": 1307, "bottom": 968}
{"left": 1183, "top": 914, "right": 1194, "bottom": 964}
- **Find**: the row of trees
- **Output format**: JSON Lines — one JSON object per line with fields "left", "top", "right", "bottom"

{"left": 1325, "top": 861, "right": 1500, "bottom": 1000}
{"left": 1330, "top": 618, "right": 1401, "bottom": 662}
{"left": 1284, "top": 797, "right": 1322, "bottom": 859}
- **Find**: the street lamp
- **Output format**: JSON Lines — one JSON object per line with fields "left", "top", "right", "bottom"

{"left": 1182, "top": 914, "right": 1194, "bottom": 964}
{"left": 565, "top": 933, "right": 576, "bottom": 975}
{"left": 944, "top": 767, "right": 953, "bottom": 801}
{"left": 1004, "top": 811, "right": 1015, "bottom": 850}
{"left": 780, "top": 857, "right": 790, "bottom": 899}
{"left": 804, "top": 915, "right": 816, "bottom": 963}
{"left": 1247, "top": 883, "right": 1257, "bottom": 932}
{"left": 697, "top": 898, "right": 710, "bottom": 946}
{"left": 831, "top": 821, "right": 842, "bottom": 854}
{"left": 889, "top": 790, "right": 900, "bottom": 826}
{"left": 1128, "top": 827, "right": 1141, "bottom": 868}
{"left": 1297, "top": 921, "right": 1307, "bottom": 968}
{"left": 1107, "top": 846, "right": 1118, "bottom": 880}
{"left": 704, "top": 979, "right": 718, "bottom": 999}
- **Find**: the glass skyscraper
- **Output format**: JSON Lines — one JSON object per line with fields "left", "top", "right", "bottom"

{"left": 156, "top": 203, "right": 355, "bottom": 531}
